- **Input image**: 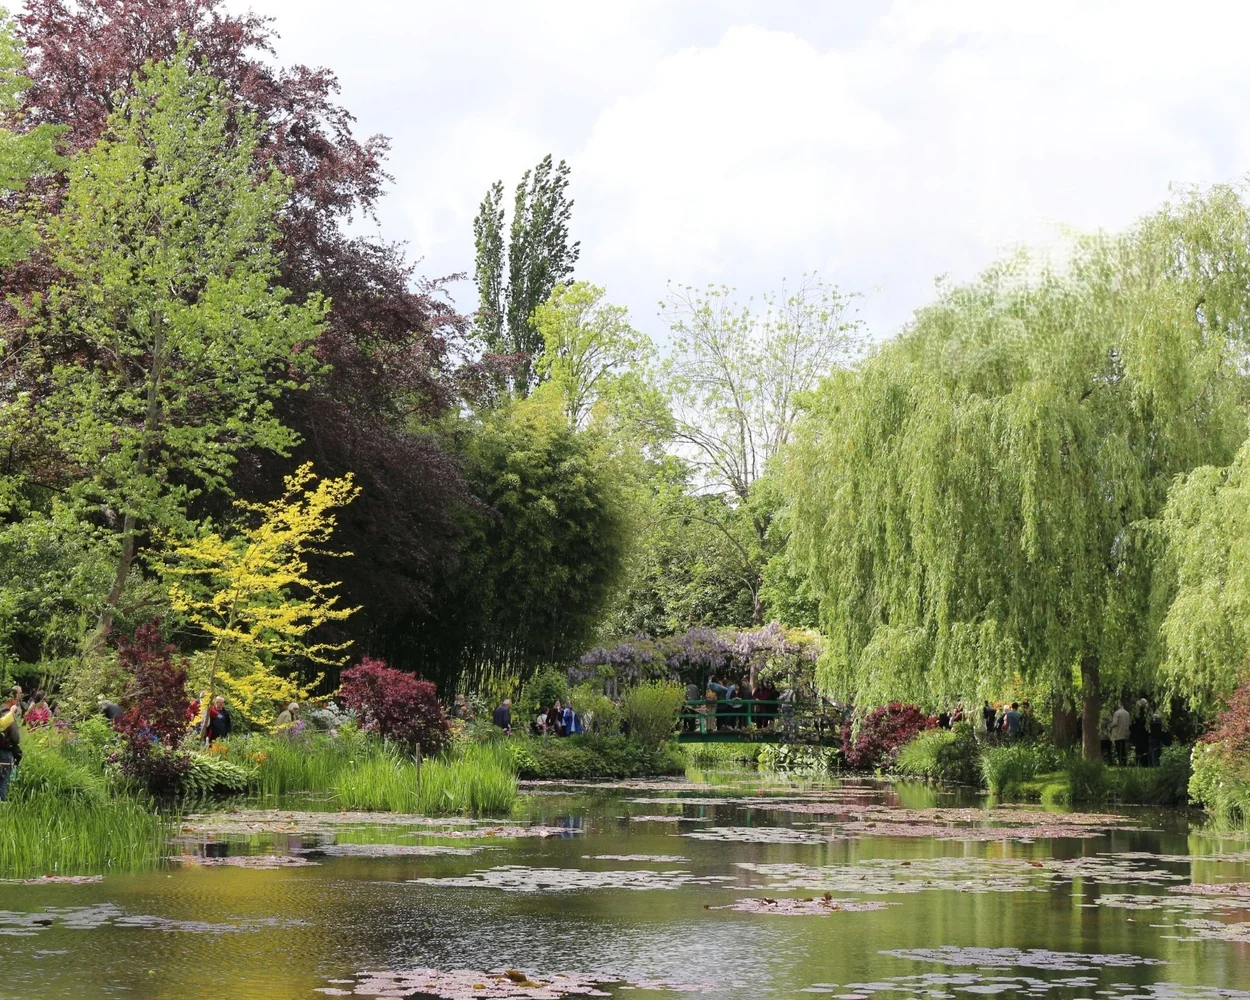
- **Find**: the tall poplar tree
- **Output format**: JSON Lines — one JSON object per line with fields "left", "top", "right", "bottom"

{"left": 784, "top": 188, "right": 1250, "bottom": 757}
{"left": 17, "top": 45, "right": 326, "bottom": 647}
{"left": 472, "top": 154, "right": 579, "bottom": 392}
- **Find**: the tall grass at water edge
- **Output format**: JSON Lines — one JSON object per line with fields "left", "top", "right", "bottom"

{"left": 0, "top": 797, "right": 174, "bottom": 877}
{"left": 332, "top": 741, "right": 517, "bottom": 816}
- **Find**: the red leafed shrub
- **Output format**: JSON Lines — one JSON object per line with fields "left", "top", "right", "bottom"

{"left": 114, "top": 621, "right": 193, "bottom": 794}
{"left": 339, "top": 658, "right": 449, "bottom": 754}
{"left": 1201, "top": 681, "right": 1250, "bottom": 760}
{"left": 842, "top": 703, "right": 934, "bottom": 771}
{"left": 115, "top": 621, "right": 191, "bottom": 748}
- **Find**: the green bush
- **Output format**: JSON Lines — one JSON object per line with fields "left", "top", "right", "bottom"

{"left": 510, "top": 734, "right": 685, "bottom": 780}
{"left": 518, "top": 667, "right": 570, "bottom": 722}
{"left": 894, "top": 725, "right": 983, "bottom": 786}
{"left": 570, "top": 682, "right": 621, "bottom": 736}
{"left": 177, "top": 752, "right": 252, "bottom": 798}
{"left": 1189, "top": 742, "right": 1250, "bottom": 823}
{"left": 9, "top": 728, "right": 111, "bottom": 807}
{"left": 1064, "top": 754, "right": 1106, "bottom": 804}
{"left": 981, "top": 742, "right": 1063, "bottom": 796}
{"left": 621, "top": 681, "right": 684, "bottom": 748}
{"left": 895, "top": 729, "right": 956, "bottom": 779}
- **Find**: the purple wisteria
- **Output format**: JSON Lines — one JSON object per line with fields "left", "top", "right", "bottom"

{"left": 577, "top": 623, "right": 822, "bottom": 688}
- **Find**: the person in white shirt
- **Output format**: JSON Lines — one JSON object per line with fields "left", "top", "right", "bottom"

{"left": 1109, "top": 702, "right": 1132, "bottom": 765}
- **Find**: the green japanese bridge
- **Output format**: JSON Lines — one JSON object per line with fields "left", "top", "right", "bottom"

{"left": 677, "top": 699, "right": 843, "bottom": 745}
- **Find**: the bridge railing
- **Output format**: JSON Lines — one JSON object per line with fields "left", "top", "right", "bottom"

{"left": 677, "top": 698, "right": 844, "bottom": 744}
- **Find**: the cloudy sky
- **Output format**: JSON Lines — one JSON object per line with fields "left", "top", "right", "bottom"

{"left": 231, "top": 0, "right": 1250, "bottom": 342}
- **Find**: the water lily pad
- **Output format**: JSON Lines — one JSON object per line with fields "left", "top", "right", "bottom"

{"left": 737, "top": 853, "right": 1186, "bottom": 896}
{"left": 714, "top": 896, "right": 895, "bottom": 915}
{"left": 323, "top": 967, "right": 712, "bottom": 998}
{"left": 2, "top": 875, "right": 104, "bottom": 885}
{"left": 407, "top": 864, "right": 733, "bottom": 893}
{"left": 0, "top": 903, "right": 302, "bottom": 937}
{"left": 683, "top": 826, "right": 840, "bottom": 845}
{"left": 881, "top": 945, "right": 1167, "bottom": 971}
{"left": 168, "top": 854, "right": 320, "bottom": 869}
{"left": 581, "top": 854, "right": 691, "bottom": 862}
{"left": 300, "top": 843, "right": 481, "bottom": 858}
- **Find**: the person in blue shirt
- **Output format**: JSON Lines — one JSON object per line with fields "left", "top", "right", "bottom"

{"left": 1005, "top": 702, "right": 1023, "bottom": 739}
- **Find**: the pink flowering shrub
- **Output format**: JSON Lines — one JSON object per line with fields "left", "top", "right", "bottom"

{"left": 842, "top": 702, "right": 934, "bottom": 771}
{"left": 340, "top": 657, "right": 449, "bottom": 754}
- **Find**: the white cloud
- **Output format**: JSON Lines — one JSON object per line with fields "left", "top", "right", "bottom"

{"left": 233, "top": 0, "right": 1250, "bottom": 339}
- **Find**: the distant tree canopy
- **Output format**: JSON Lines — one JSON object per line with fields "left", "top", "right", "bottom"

{"left": 783, "top": 187, "right": 1250, "bottom": 757}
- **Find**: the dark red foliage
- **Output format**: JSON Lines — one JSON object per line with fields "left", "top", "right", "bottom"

{"left": 339, "top": 657, "right": 449, "bottom": 755}
{"left": 115, "top": 621, "right": 191, "bottom": 749}
{"left": 1201, "top": 681, "right": 1250, "bottom": 761}
{"left": 841, "top": 703, "right": 935, "bottom": 771}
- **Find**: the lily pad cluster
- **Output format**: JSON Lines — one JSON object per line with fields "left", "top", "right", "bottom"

{"left": 736, "top": 853, "right": 1189, "bottom": 895}
{"left": 169, "top": 854, "right": 320, "bottom": 869}
{"left": 407, "top": 864, "right": 733, "bottom": 893}
{"left": 317, "top": 968, "right": 711, "bottom": 998}
{"left": 714, "top": 896, "right": 894, "bottom": 915}
{"left": 0, "top": 903, "right": 300, "bottom": 937}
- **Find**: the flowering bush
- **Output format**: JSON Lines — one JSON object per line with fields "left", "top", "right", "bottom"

{"left": 578, "top": 623, "right": 823, "bottom": 691}
{"left": 841, "top": 702, "right": 934, "bottom": 771}
{"left": 339, "top": 657, "right": 449, "bottom": 754}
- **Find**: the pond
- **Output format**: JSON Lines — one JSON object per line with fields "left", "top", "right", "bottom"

{"left": 3, "top": 772, "right": 1250, "bottom": 999}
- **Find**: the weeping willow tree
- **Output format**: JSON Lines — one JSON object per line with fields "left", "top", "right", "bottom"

{"left": 1157, "top": 437, "right": 1250, "bottom": 708}
{"left": 784, "top": 186, "right": 1250, "bottom": 757}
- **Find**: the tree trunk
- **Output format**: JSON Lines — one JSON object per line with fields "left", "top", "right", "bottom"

{"left": 1051, "top": 699, "right": 1079, "bottom": 750}
{"left": 90, "top": 331, "right": 163, "bottom": 655}
{"left": 89, "top": 513, "right": 136, "bottom": 654}
{"left": 1081, "top": 653, "right": 1101, "bottom": 760}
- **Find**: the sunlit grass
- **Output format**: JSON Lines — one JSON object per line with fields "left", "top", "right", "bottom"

{"left": 332, "top": 741, "right": 516, "bottom": 817}
{"left": 0, "top": 796, "right": 174, "bottom": 877}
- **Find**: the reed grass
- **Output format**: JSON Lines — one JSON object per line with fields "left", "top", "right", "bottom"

{"left": 333, "top": 742, "right": 517, "bottom": 816}
{"left": 0, "top": 796, "right": 174, "bottom": 876}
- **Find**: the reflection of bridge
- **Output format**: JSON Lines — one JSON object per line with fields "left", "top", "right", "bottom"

{"left": 677, "top": 699, "right": 842, "bottom": 745}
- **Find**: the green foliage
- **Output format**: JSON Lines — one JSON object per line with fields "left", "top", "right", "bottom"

{"left": 980, "top": 743, "right": 1064, "bottom": 797}
{"left": 621, "top": 680, "right": 684, "bottom": 749}
{"left": 532, "top": 282, "right": 654, "bottom": 430}
{"left": 1189, "top": 742, "right": 1250, "bottom": 824}
{"left": 756, "top": 742, "right": 837, "bottom": 773}
{"left": 0, "top": 7, "right": 65, "bottom": 268}
{"left": 894, "top": 729, "right": 957, "bottom": 780}
{"left": 684, "top": 741, "right": 763, "bottom": 768}
{"left": 8, "top": 727, "right": 111, "bottom": 806}
{"left": 1158, "top": 439, "right": 1250, "bottom": 707}
{"left": 472, "top": 155, "right": 579, "bottom": 394}
{"left": 1064, "top": 756, "right": 1107, "bottom": 805}
{"left": 177, "top": 751, "right": 251, "bottom": 798}
{"left": 785, "top": 188, "right": 1250, "bottom": 729}
{"left": 415, "top": 742, "right": 516, "bottom": 816}
{"left": 569, "top": 682, "right": 621, "bottom": 736}
{"left": 9, "top": 44, "right": 325, "bottom": 632}
{"left": 509, "top": 734, "right": 685, "bottom": 780}
{"left": 332, "top": 741, "right": 517, "bottom": 816}
{"left": 416, "top": 399, "right": 630, "bottom": 685}
{"left": 518, "top": 667, "right": 569, "bottom": 722}
{"left": 0, "top": 796, "right": 172, "bottom": 877}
